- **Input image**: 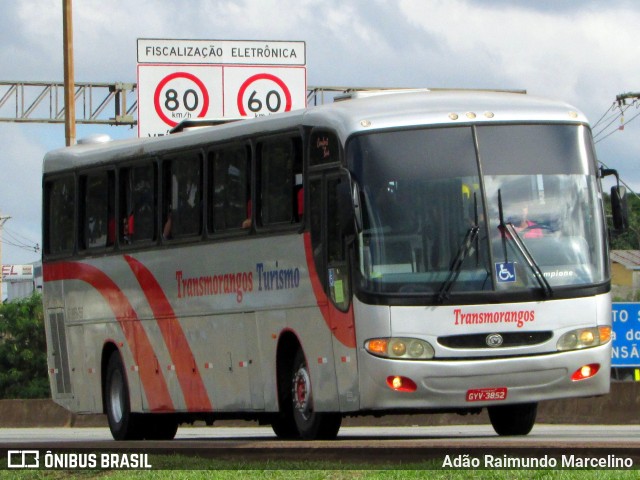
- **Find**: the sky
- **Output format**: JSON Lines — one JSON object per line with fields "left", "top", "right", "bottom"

{"left": 0, "top": 0, "right": 639, "bottom": 269}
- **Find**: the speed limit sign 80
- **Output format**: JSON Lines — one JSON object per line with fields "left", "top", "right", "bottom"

{"left": 138, "top": 65, "right": 223, "bottom": 136}
{"left": 154, "top": 71, "right": 210, "bottom": 127}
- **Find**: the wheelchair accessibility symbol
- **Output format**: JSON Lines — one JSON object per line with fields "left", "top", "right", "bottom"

{"left": 495, "top": 262, "right": 516, "bottom": 283}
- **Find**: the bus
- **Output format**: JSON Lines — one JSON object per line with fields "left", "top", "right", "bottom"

{"left": 42, "top": 90, "right": 622, "bottom": 441}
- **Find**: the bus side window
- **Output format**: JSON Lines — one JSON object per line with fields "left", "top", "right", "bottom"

{"left": 120, "top": 164, "right": 156, "bottom": 245}
{"left": 45, "top": 175, "right": 75, "bottom": 255}
{"left": 162, "top": 153, "right": 203, "bottom": 239}
{"left": 258, "top": 136, "right": 302, "bottom": 226}
{"left": 80, "top": 171, "right": 115, "bottom": 250}
{"left": 209, "top": 145, "right": 251, "bottom": 232}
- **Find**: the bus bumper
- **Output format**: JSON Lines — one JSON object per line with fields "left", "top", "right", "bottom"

{"left": 358, "top": 343, "right": 611, "bottom": 410}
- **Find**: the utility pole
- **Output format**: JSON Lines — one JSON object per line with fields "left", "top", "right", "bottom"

{"left": 0, "top": 214, "right": 11, "bottom": 302}
{"left": 63, "top": 0, "right": 76, "bottom": 146}
{"left": 616, "top": 92, "right": 640, "bottom": 106}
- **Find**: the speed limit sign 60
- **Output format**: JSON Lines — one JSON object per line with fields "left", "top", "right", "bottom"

{"left": 225, "top": 67, "right": 306, "bottom": 118}
{"left": 236, "top": 73, "right": 292, "bottom": 116}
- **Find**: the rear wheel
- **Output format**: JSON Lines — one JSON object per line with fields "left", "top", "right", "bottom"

{"left": 105, "top": 352, "right": 145, "bottom": 440}
{"left": 105, "top": 352, "right": 179, "bottom": 440}
{"left": 488, "top": 402, "right": 538, "bottom": 436}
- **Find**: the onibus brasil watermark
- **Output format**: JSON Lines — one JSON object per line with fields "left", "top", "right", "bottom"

{"left": 7, "top": 450, "right": 152, "bottom": 470}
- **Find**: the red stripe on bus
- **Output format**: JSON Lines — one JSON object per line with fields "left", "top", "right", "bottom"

{"left": 43, "top": 262, "right": 174, "bottom": 412}
{"left": 124, "top": 255, "right": 213, "bottom": 412}
{"left": 303, "top": 232, "right": 356, "bottom": 348}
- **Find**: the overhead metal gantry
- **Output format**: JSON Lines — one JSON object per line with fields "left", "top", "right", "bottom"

{"left": 0, "top": 81, "right": 137, "bottom": 126}
{"left": 0, "top": 81, "right": 397, "bottom": 127}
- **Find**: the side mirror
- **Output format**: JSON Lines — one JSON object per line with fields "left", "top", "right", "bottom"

{"left": 600, "top": 167, "right": 629, "bottom": 233}
{"left": 611, "top": 185, "right": 629, "bottom": 231}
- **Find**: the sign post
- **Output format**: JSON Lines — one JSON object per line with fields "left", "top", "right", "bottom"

{"left": 137, "top": 39, "right": 306, "bottom": 137}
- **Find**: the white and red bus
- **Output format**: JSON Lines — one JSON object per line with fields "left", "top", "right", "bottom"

{"left": 43, "top": 90, "right": 620, "bottom": 440}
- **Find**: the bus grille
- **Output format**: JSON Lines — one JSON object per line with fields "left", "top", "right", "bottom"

{"left": 437, "top": 331, "right": 553, "bottom": 349}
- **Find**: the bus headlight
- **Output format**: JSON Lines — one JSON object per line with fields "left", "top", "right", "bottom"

{"left": 365, "top": 337, "right": 434, "bottom": 360}
{"left": 557, "top": 326, "right": 611, "bottom": 351}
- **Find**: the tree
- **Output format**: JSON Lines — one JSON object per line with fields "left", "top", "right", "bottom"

{"left": 0, "top": 293, "right": 50, "bottom": 398}
{"left": 605, "top": 191, "right": 640, "bottom": 250}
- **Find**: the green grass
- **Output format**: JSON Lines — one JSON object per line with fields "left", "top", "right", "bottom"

{"left": 0, "top": 455, "right": 637, "bottom": 479}
{"left": 0, "top": 469, "right": 638, "bottom": 479}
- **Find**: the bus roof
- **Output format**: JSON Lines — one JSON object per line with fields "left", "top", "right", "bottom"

{"left": 43, "top": 90, "right": 588, "bottom": 174}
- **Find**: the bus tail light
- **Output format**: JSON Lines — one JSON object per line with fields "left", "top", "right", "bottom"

{"left": 571, "top": 363, "right": 600, "bottom": 381}
{"left": 556, "top": 327, "right": 611, "bottom": 352}
{"left": 365, "top": 337, "right": 434, "bottom": 360}
{"left": 386, "top": 376, "right": 417, "bottom": 392}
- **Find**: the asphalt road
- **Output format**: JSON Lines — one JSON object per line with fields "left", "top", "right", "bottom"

{"left": 2, "top": 424, "right": 639, "bottom": 444}
{"left": 1, "top": 425, "right": 639, "bottom": 462}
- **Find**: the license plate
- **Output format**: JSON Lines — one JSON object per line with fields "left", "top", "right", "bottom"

{"left": 466, "top": 387, "right": 508, "bottom": 402}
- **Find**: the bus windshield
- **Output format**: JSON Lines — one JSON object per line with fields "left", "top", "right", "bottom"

{"left": 347, "top": 124, "right": 607, "bottom": 301}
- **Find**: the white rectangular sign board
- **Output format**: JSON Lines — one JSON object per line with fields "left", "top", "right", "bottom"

{"left": 2, "top": 264, "right": 34, "bottom": 280}
{"left": 137, "top": 39, "right": 306, "bottom": 137}
{"left": 138, "top": 39, "right": 305, "bottom": 65}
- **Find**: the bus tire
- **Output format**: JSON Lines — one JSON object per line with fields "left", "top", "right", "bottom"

{"left": 290, "top": 349, "right": 341, "bottom": 440}
{"left": 271, "top": 414, "right": 299, "bottom": 439}
{"left": 143, "top": 414, "right": 179, "bottom": 440}
{"left": 104, "top": 352, "right": 145, "bottom": 440}
{"left": 488, "top": 402, "right": 538, "bottom": 436}
{"left": 271, "top": 351, "right": 301, "bottom": 439}
{"left": 270, "top": 342, "right": 300, "bottom": 440}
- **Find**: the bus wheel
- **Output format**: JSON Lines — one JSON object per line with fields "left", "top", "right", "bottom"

{"left": 143, "top": 414, "right": 179, "bottom": 440}
{"left": 271, "top": 414, "right": 299, "bottom": 439}
{"left": 488, "top": 402, "right": 538, "bottom": 436}
{"left": 271, "top": 352, "right": 301, "bottom": 439}
{"left": 290, "top": 349, "right": 341, "bottom": 440}
{"left": 105, "top": 352, "right": 144, "bottom": 440}
{"left": 271, "top": 410, "right": 300, "bottom": 440}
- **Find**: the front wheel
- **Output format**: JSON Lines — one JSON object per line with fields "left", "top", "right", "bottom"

{"left": 488, "top": 402, "right": 538, "bottom": 436}
{"left": 290, "top": 349, "right": 341, "bottom": 440}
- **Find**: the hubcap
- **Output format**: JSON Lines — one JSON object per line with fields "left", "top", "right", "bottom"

{"left": 292, "top": 365, "right": 312, "bottom": 421}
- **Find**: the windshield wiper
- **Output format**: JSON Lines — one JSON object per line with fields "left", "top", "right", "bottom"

{"left": 437, "top": 225, "right": 479, "bottom": 303}
{"left": 437, "top": 192, "right": 483, "bottom": 303}
{"left": 497, "top": 190, "right": 553, "bottom": 298}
